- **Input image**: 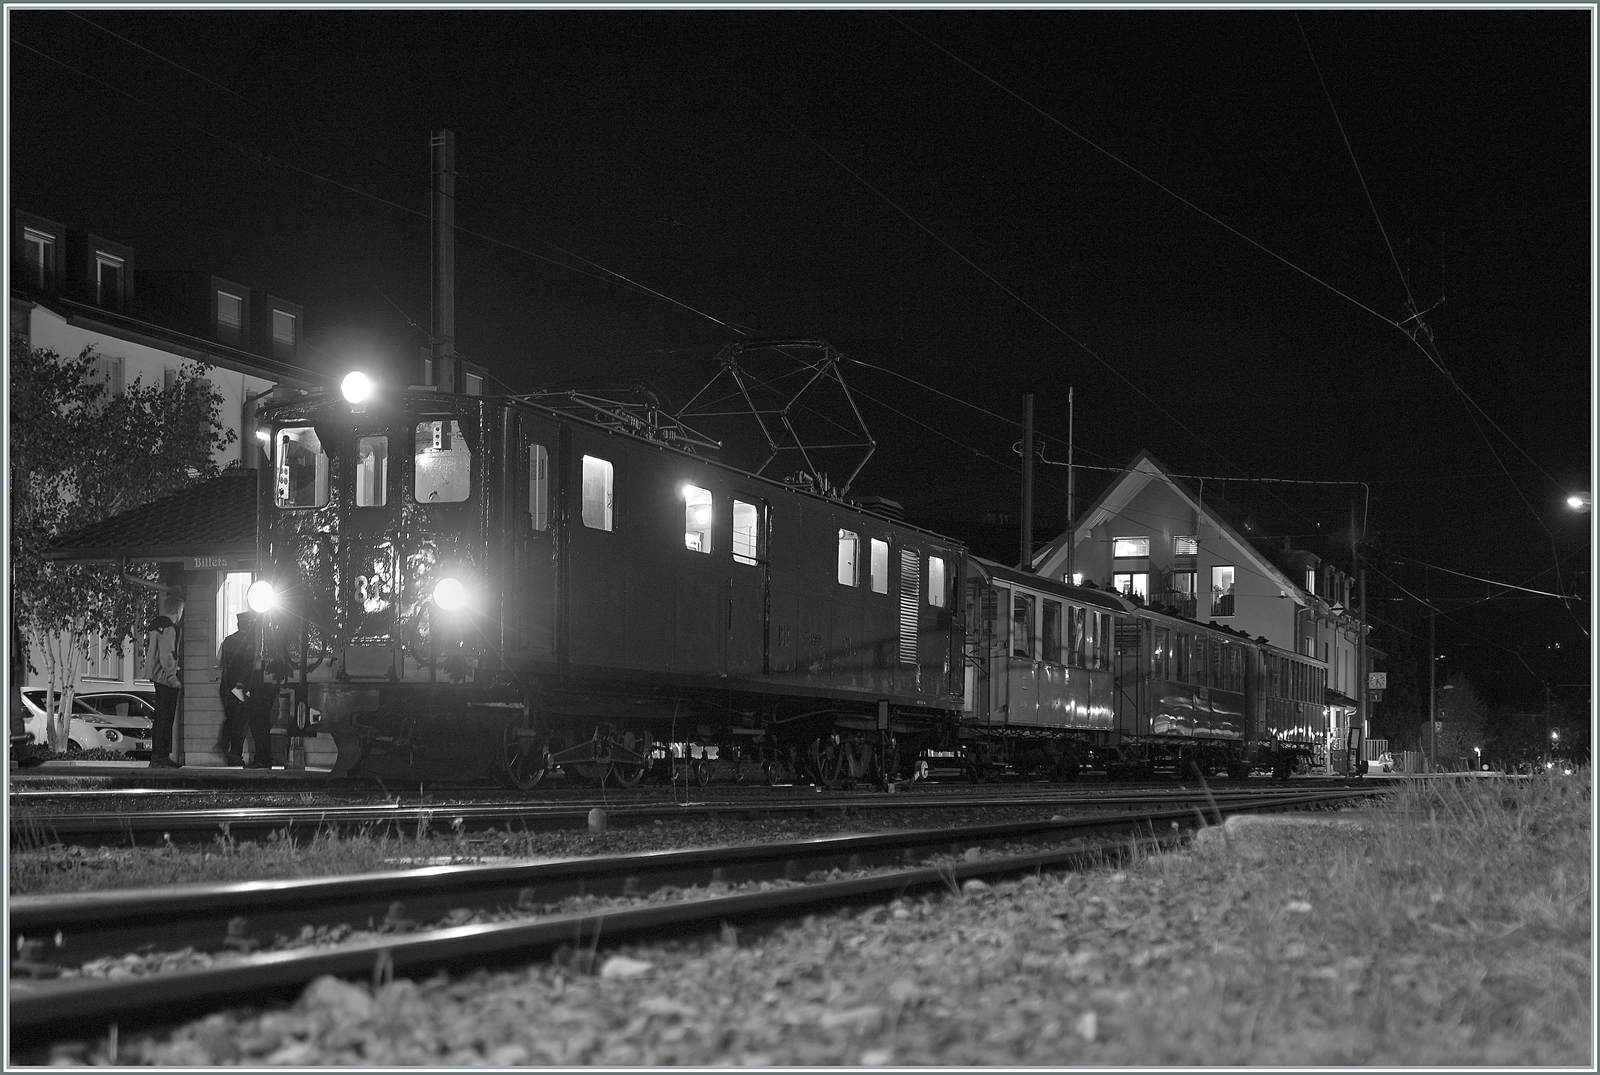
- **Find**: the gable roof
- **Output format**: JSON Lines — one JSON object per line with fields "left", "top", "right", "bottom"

{"left": 45, "top": 469, "right": 258, "bottom": 564}
{"left": 1030, "top": 449, "right": 1307, "bottom": 606}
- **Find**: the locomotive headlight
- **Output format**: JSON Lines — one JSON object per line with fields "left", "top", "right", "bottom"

{"left": 247, "top": 580, "right": 277, "bottom": 613}
{"left": 341, "top": 371, "right": 373, "bottom": 404}
{"left": 433, "top": 576, "right": 468, "bottom": 612}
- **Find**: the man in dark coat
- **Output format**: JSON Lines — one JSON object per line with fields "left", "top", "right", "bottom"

{"left": 142, "top": 594, "right": 185, "bottom": 767}
{"left": 218, "top": 610, "right": 275, "bottom": 769}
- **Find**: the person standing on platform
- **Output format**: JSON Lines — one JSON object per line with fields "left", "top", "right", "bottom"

{"left": 217, "top": 610, "right": 260, "bottom": 767}
{"left": 142, "top": 593, "right": 185, "bottom": 768}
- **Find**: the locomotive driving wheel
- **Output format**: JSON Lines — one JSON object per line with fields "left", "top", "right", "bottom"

{"left": 608, "top": 729, "right": 655, "bottom": 788}
{"left": 805, "top": 737, "right": 847, "bottom": 788}
{"left": 496, "top": 723, "right": 547, "bottom": 792}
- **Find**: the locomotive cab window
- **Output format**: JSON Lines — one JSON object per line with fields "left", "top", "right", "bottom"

{"left": 732, "top": 500, "right": 761, "bottom": 565}
{"left": 354, "top": 436, "right": 388, "bottom": 508}
{"left": 528, "top": 444, "right": 549, "bottom": 531}
{"left": 1042, "top": 599, "right": 1063, "bottom": 664}
{"left": 275, "top": 426, "right": 329, "bottom": 508}
{"left": 870, "top": 538, "right": 889, "bottom": 593}
{"left": 683, "top": 485, "right": 713, "bottom": 553}
{"left": 837, "top": 530, "right": 860, "bottom": 586}
{"left": 581, "top": 455, "right": 614, "bottom": 531}
{"left": 414, "top": 419, "right": 472, "bottom": 503}
{"left": 1012, "top": 591, "right": 1037, "bottom": 659}
{"left": 928, "top": 556, "right": 947, "bottom": 607}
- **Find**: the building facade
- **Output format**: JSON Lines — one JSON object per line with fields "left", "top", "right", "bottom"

{"left": 1029, "top": 450, "right": 1374, "bottom": 769}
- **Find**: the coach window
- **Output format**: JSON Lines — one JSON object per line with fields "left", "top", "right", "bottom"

{"left": 1097, "top": 612, "right": 1114, "bottom": 670}
{"left": 837, "top": 530, "right": 860, "bottom": 586}
{"left": 275, "top": 426, "right": 328, "bottom": 508}
{"left": 1042, "top": 600, "right": 1062, "bottom": 665}
{"left": 732, "top": 500, "right": 761, "bottom": 565}
{"left": 528, "top": 444, "right": 549, "bottom": 531}
{"left": 581, "top": 456, "right": 614, "bottom": 531}
{"left": 683, "top": 485, "right": 713, "bottom": 553}
{"left": 1153, "top": 625, "right": 1170, "bottom": 680}
{"left": 414, "top": 420, "right": 472, "bottom": 503}
{"left": 927, "top": 556, "right": 947, "bottom": 607}
{"left": 1012, "top": 591, "right": 1037, "bottom": 659}
{"left": 869, "top": 538, "right": 889, "bottom": 594}
{"left": 1069, "top": 605, "right": 1086, "bottom": 667}
{"left": 354, "top": 435, "right": 388, "bottom": 507}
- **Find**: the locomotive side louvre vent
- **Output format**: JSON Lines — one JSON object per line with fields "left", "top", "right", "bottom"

{"left": 899, "top": 549, "right": 921, "bottom": 664}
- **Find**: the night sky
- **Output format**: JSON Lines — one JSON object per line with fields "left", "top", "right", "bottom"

{"left": 8, "top": 8, "right": 1593, "bottom": 708}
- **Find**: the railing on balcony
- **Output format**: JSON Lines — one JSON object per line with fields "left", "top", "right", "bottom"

{"left": 1153, "top": 590, "right": 1197, "bottom": 620}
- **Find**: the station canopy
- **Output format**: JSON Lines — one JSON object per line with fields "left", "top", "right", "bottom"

{"left": 45, "top": 468, "right": 258, "bottom": 572}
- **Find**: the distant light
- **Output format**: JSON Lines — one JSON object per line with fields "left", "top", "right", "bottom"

{"left": 434, "top": 577, "right": 467, "bottom": 612}
{"left": 247, "top": 580, "right": 277, "bottom": 613}
{"left": 341, "top": 371, "right": 373, "bottom": 404}
{"left": 255, "top": 428, "right": 271, "bottom": 445}
{"left": 1567, "top": 492, "right": 1591, "bottom": 511}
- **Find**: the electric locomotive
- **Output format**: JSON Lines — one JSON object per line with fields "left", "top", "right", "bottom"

{"left": 248, "top": 375, "right": 968, "bottom": 787}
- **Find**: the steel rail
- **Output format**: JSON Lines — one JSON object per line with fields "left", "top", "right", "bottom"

{"left": 8, "top": 787, "right": 1383, "bottom": 1054}
{"left": 10, "top": 783, "right": 1370, "bottom": 847}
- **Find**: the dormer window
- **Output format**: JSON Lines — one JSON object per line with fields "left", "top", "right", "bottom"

{"left": 1305, "top": 569, "right": 1316, "bottom": 595}
{"left": 271, "top": 308, "right": 297, "bottom": 351}
{"left": 22, "top": 228, "right": 55, "bottom": 288}
{"left": 95, "top": 252, "right": 124, "bottom": 309}
{"left": 216, "top": 290, "right": 244, "bottom": 345}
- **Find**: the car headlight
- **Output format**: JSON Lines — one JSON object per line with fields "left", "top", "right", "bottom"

{"left": 434, "top": 577, "right": 467, "bottom": 612}
{"left": 248, "top": 580, "right": 277, "bottom": 613}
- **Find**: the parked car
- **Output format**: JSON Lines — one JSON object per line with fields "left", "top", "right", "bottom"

{"left": 19, "top": 689, "right": 155, "bottom": 758}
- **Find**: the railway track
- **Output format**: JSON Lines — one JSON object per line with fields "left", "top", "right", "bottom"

{"left": 11, "top": 780, "right": 1372, "bottom": 847}
{"left": 9, "top": 786, "right": 1383, "bottom": 1056}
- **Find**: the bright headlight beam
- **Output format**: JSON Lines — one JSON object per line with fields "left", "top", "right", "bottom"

{"left": 433, "top": 577, "right": 467, "bottom": 611}
{"left": 341, "top": 371, "right": 373, "bottom": 404}
{"left": 247, "top": 580, "right": 277, "bottom": 613}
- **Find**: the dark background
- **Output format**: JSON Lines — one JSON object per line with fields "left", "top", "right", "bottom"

{"left": 9, "top": 9, "right": 1592, "bottom": 718}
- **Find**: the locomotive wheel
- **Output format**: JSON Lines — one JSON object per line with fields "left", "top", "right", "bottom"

{"left": 693, "top": 758, "right": 714, "bottom": 787}
{"left": 806, "top": 738, "right": 846, "bottom": 788}
{"left": 608, "top": 730, "right": 654, "bottom": 788}
{"left": 496, "top": 724, "right": 547, "bottom": 792}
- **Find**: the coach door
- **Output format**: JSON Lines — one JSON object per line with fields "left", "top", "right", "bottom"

{"left": 726, "top": 495, "right": 769, "bottom": 678}
{"left": 514, "top": 414, "right": 560, "bottom": 664}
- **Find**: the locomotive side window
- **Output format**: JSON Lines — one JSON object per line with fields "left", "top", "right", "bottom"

{"left": 354, "top": 436, "right": 388, "bottom": 507}
{"left": 414, "top": 420, "right": 472, "bottom": 503}
{"left": 837, "top": 530, "right": 859, "bottom": 586}
{"left": 581, "top": 455, "right": 614, "bottom": 530}
{"left": 1097, "top": 612, "right": 1113, "bottom": 670}
{"left": 869, "top": 539, "right": 889, "bottom": 594}
{"left": 275, "top": 426, "right": 329, "bottom": 508}
{"left": 1012, "top": 591, "right": 1037, "bottom": 659}
{"left": 732, "top": 500, "right": 761, "bottom": 564}
{"left": 927, "top": 556, "right": 947, "bottom": 607}
{"left": 1070, "top": 605, "right": 1087, "bottom": 667}
{"left": 528, "top": 444, "right": 549, "bottom": 531}
{"left": 683, "top": 485, "right": 713, "bottom": 553}
{"left": 1042, "top": 600, "right": 1062, "bottom": 665}
{"left": 1153, "top": 625, "right": 1170, "bottom": 679}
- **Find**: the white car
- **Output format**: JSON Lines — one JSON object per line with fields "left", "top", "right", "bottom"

{"left": 20, "top": 689, "right": 155, "bottom": 758}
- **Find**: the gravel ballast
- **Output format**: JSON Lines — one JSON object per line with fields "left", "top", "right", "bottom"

{"left": 54, "top": 808, "right": 1590, "bottom": 1067}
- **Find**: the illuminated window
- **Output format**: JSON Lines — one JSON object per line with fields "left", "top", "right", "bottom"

{"left": 927, "top": 556, "right": 947, "bottom": 607}
{"left": 581, "top": 455, "right": 613, "bottom": 530}
{"left": 528, "top": 444, "right": 549, "bottom": 531}
{"left": 414, "top": 420, "right": 473, "bottom": 503}
{"left": 1305, "top": 569, "right": 1316, "bottom": 595}
{"left": 732, "top": 500, "right": 760, "bottom": 565}
{"left": 22, "top": 228, "right": 54, "bottom": 288}
{"left": 1174, "top": 535, "right": 1198, "bottom": 556}
{"left": 1211, "top": 565, "right": 1236, "bottom": 617}
{"left": 870, "top": 538, "right": 889, "bottom": 594}
{"left": 355, "top": 436, "right": 388, "bottom": 507}
{"left": 1113, "top": 572, "right": 1148, "bottom": 600}
{"left": 215, "top": 572, "right": 254, "bottom": 658}
{"left": 216, "top": 290, "right": 243, "bottom": 344}
{"left": 683, "top": 485, "right": 713, "bottom": 553}
{"left": 275, "top": 426, "right": 329, "bottom": 507}
{"left": 1112, "top": 536, "right": 1149, "bottom": 558}
{"left": 837, "top": 530, "right": 859, "bottom": 586}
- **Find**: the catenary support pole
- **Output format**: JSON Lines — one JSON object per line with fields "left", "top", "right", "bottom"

{"left": 1020, "top": 393, "right": 1034, "bottom": 571}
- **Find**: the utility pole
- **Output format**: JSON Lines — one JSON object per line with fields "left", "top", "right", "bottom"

{"left": 1066, "top": 387, "right": 1075, "bottom": 584}
{"left": 430, "top": 129, "right": 461, "bottom": 394}
{"left": 1020, "top": 393, "right": 1034, "bottom": 571}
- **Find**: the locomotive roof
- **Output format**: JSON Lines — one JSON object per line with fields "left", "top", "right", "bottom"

{"left": 261, "top": 387, "right": 968, "bottom": 550}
